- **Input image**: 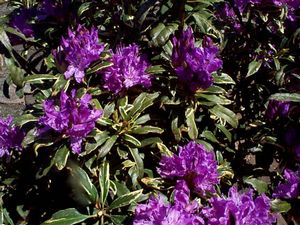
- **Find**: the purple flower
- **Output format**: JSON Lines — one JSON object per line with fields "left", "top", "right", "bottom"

{"left": 284, "top": 125, "right": 300, "bottom": 160}
{"left": 203, "top": 187, "right": 277, "bottom": 225}
{"left": 265, "top": 100, "right": 290, "bottom": 121}
{"left": 234, "top": 0, "right": 261, "bottom": 12}
{"left": 102, "top": 44, "right": 151, "bottom": 94}
{"left": 273, "top": 168, "right": 300, "bottom": 199}
{"left": 9, "top": 8, "right": 35, "bottom": 37}
{"left": 0, "top": 116, "right": 24, "bottom": 157}
{"left": 280, "top": 0, "right": 300, "bottom": 21}
{"left": 215, "top": 3, "right": 241, "bottom": 31}
{"left": 133, "top": 180, "right": 204, "bottom": 225}
{"left": 171, "top": 28, "right": 222, "bottom": 92}
{"left": 58, "top": 25, "right": 104, "bottom": 83}
{"left": 157, "top": 141, "right": 219, "bottom": 196}
{"left": 39, "top": 90, "right": 103, "bottom": 154}
{"left": 38, "top": 0, "right": 72, "bottom": 22}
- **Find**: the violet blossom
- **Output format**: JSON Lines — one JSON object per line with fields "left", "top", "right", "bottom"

{"left": 284, "top": 125, "right": 300, "bottom": 159}
{"left": 39, "top": 90, "right": 103, "bottom": 154}
{"left": 102, "top": 44, "right": 151, "bottom": 94}
{"left": 215, "top": 3, "right": 241, "bottom": 31}
{"left": 277, "top": 0, "right": 300, "bottom": 21}
{"left": 171, "top": 28, "right": 222, "bottom": 92}
{"left": 265, "top": 99, "right": 290, "bottom": 121}
{"left": 157, "top": 141, "right": 219, "bottom": 196}
{"left": 133, "top": 180, "right": 204, "bottom": 225}
{"left": 59, "top": 24, "right": 104, "bottom": 83}
{"left": 234, "top": 0, "right": 261, "bottom": 12}
{"left": 0, "top": 116, "right": 24, "bottom": 157}
{"left": 38, "top": 0, "right": 71, "bottom": 22}
{"left": 203, "top": 186, "right": 277, "bottom": 225}
{"left": 9, "top": 8, "right": 35, "bottom": 37}
{"left": 273, "top": 168, "right": 300, "bottom": 199}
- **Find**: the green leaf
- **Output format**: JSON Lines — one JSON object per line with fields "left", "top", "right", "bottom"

{"left": 269, "top": 93, "right": 300, "bottom": 102}
{"left": 131, "top": 126, "right": 164, "bottom": 134}
{"left": 113, "top": 181, "right": 130, "bottom": 197}
{"left": 119, "top": 106, "right": 128, "bottom": 121}
{"left": 5, "top": 57, "right": 25, "bottom": 87}
{"left": 83, "top": 131, "right": 110, "bottom": 155}
{"left": 140, "top": 137, "right": 163, "bottom": 147}
{"left": 0, "top": 26, "right": 13, "bottom": 56}
{"left": 103, "top": 102, "right": 115, "bottom": 118}
{"left": 41, "top": 208, "right": 92, "bottom": 225}
{"left": 243, "top": 177, "right": 268, "bottom": 194}
{"left": 192, "top": 12, "right": 221, "bottom": 36}
{"left": 110, "top": 215, "right": 127, "bottom": 225}
{"left": 216, "top": 124, "right": 232, "bottom": 142}
{"left": 150, "top": 23, "right": 178, "bottom": 47}
{"left": 123, "top": 134, "right": 141, "bottom": 147}
{"left": 146, "top": 65, "right": 166, "bottom": 74}
{"left": 246, "top": 60, "right": 263, "bottom": 77}
{"left": 134, "top": 114, "right": 151, "bottom": 125}
{"left": 54, "top": 145, "right": 70, "bottom": 170}
{"left": 129, "top": 148, "right": 144, "bottom": 178}
{"left": 185, "top": 107, "right": 198, "bottom": 140}
{"left": 24, "top": 74, "right": 57, "bottom": 83}
{"left": 86, "top": 61, "right": 113, "bottom": 74}
{"left": 209, "top": 105, "right": 238, "bottom": 128}
{"left": 22, "top": 128, "right": 36, "bottom": 147}
{"left": 201, "top": 130, "right": 219, "bottom": 143}
{"left": 78, "top": 2, "right": 92, "bottom": 16}
{"left": 202, "top": 85, "right": 227, "bottom": 94}
{"left": 128, "top": 92, "right": 159, "bottom": 121}
{"left": 127, "top": 93, "right": 146, "bottom": 119}
{"left": 14, "top": 114, "right": 37, "bottom": 127}
{"left": 109, "top": 190, "right": 143, "bottom": 210}
{"left": 197, "top": 94, "right": 231, "bottom": 105}
{"left": 69, "top": 164, "right": 98, "bottom": 205}
{"left": 99, "top": 161, "right": 110, "bottom": 207}
{"left": 98, "top": 135, "right": 118, "bottom": 158}
{"left": 0, "top": 207, "right": 14, "bottom": 225}
{"left": 213, "top": 73, "right": 235, "bottom": 84}
{"left": 171, "top": 116, "right": 182, "bottom": 141}
{"left": 157, "top": 142, "right": 173, "bottom": 156}
{"left": 52, "top": 74, "right": 69, "bottom": 96}
{"left": 4, "top": 26, "right": 33, "bottom": 42}
{"left": 197, "top": 140, "right": 214, "bottom": 151}
{"left": 271, "top": 199, "right": 291, "bottom": 213}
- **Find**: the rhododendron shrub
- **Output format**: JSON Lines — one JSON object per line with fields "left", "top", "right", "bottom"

{"left": 0, "top": 0, "right": 299, "bottom": 224}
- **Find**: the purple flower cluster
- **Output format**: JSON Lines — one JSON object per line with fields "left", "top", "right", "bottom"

{"left": 59, "top": 25, "right": 104, "bottom": 83}
{"left": 215, "top": 3, "right": 241, "bottom": 31}
{"left": 273, "top": 168, "right": 300, "bottom": 199}
{"left": 38, "top": 0, "right": 71, "bottom": 22}
{"left": 157, "top": 141, "right": 219, "bottom": 196}
{"left": 265, "top": 100, "right": 290, "bottom": 121}
{"left": 102, "top": 44, "right": 151, "bottom": 94}
{"left": 171, "top": 28, "right": 222, "bottom": 92}
{"left": 39, "top": 90, "right": 103, "bottom": 154}
{"left": 133, "top": 180, "right": 204, "bottom": 225}
{"left": 274, "top": 0, "right": 300, "bottom": 21}
{"left": 203, "top": 187, "right": 276, "bottom": 225}
{"left": 0, "top": 116, "right": 24, "bottom": 157}
{"left": 234, "top": 0, "right": 261, "bottom": 12}
{"left": 9, "top": 8, "right": 35, "bottom": 37}
{"left": 284, "top": 125, "right": 300, "bottom": 159}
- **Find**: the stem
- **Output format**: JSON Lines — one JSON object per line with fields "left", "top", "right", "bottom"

{"left": 172, "top": 0, "right": 187, "bottom": 30}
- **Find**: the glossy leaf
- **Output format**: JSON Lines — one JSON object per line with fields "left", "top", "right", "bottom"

{"left": 109, "top": 190, "right": 143, "bottom": 210}
{"left": 41, "top": 208, "right": 92, "bottom": 225}
{"left": 99, "top": 161, "right": 110, "bottom": 206}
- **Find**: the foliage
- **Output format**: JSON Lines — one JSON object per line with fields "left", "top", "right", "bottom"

{"left": 0, "top": 0, "right": 300, "bottom": 224}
